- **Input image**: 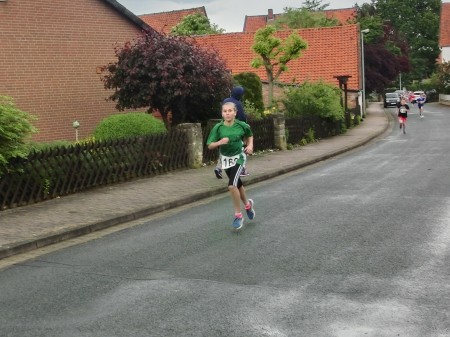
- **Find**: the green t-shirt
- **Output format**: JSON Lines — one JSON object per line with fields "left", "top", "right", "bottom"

{"left": 207, "top": 120, "right": 253, "bottom": 165}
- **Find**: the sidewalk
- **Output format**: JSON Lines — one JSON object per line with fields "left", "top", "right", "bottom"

{"left": 0, "top": 103, "right": 391, "bottom": 259}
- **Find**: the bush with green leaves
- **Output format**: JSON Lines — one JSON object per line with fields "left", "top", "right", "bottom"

{"left": 0, "top": 96, "right": 37, "bottom": 176}
{"left": 233, "top": 72, "right": 265, "bottom": 113}
{"left": 244, "top": 100, "right": 264, "bottom": 120}
{"left": 29, "top": 140, "right": 73, "bottom": 152}
{"left": 282, "top": 81, "right": 345, "bottom": 122}
{"left": 93, "top": 113, "right": 167, "bottom": 140}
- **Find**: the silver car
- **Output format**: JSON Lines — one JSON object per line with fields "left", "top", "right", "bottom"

{"left": 384, "top": 92, "right": 400, "bottom": 108}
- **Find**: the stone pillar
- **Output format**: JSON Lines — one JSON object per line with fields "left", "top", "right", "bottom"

{"left": 272, "top": 113, "right": 287, "bottom": 150}
{"left": 176, "top": 123, "right": 203, "bottom": 169}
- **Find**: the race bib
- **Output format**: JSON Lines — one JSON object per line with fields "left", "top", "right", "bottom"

{"left": 221, "top": 154, "right": 240, "bottom": 169}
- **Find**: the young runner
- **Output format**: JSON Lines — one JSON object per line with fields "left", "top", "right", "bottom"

{"left": 397, "top": 97, "right": 409, "bottom": 134}
{"left": 416, "top": 93, "right": 426, "bottom": 118}
{"left": 214, "top": 86, "right": 250, "bottom": 179}
{"left": 207, "top": 102, "right": 255, "bottom": 229}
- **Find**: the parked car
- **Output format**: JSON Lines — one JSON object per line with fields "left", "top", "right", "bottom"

{"left": 384, "top": 92, "right": 401, "bottom": 107}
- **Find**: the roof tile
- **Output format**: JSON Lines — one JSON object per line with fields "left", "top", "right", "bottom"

{"left": 140, "top": 7, "right": 206, "bottom": 34}
{"left": 194, "top": 25, "right": 361, "bottom": 90}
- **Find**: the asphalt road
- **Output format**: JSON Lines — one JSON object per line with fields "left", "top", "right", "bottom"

{"left": 0, "top": 104, "right": 449, "bottom": 337}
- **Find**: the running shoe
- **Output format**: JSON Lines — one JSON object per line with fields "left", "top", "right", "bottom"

{"left": 245, "top": 199, "right": 255, "bottom": 220}
{"left": 232, "top": 216, "right": 244, "bottom": 229}
{"left": 240, "top": 168, "right": 250, "bottom": 177}
{"left": 214, "top": 168, "right": 222, "bottom": 179}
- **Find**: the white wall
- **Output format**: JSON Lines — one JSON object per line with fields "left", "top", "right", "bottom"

{"left": 441, "top": 46, "right": 450, "bottom": 63}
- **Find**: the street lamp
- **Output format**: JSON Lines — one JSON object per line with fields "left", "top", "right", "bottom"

{"left": 72, "top": 120, "right": 80, "bottom": 142}
{"left": 361, "top": 28, "right": 370, "bottom": 117}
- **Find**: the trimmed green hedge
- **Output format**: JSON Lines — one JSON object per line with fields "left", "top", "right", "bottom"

{"left": 93, "top": 112, "right": 166, "bottom": 140}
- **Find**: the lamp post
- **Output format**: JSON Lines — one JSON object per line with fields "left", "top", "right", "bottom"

{"left": 361, "top": 28, "right": 369, "bottom": 118}
{"left": 72, "top": 120, "right": 80, "bottom": 142}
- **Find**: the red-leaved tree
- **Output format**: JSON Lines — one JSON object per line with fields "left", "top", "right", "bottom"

{"left": 101, "top": 30, "right": 232, "bottom": 128}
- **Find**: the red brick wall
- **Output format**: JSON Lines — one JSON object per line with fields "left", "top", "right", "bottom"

{"left": 0, "top": 0, "right": 143, "bottom": 142}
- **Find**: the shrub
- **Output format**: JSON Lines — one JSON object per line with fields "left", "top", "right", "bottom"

{"left": 93, "top": 113, "right": 166, "bottom": 140}
{"left": 306, "top": 128, "right": 316, "bottom": 143}
{"left": 233, "top": 72, "right": 265, "bottom": 113}
{"left": 244, "top": 100, "right": 264, "bottom": 120}
{"left": 0, "top": 96, "right": 37, "bottom": 176}
{"left": 353, "top": 114, "right": 362, "bottom": 126}
{"left": 282, "top": 81, "right": 345, "bottom": 122}
{"left": 29, "top": 140, "right": 73, "bottom": 152}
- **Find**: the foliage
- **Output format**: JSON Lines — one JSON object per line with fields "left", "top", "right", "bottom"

{"left": 302, "top": 0, "right": 330, "bottom": 11}
{"left": 373, "top": 0, "right": 441, "bottom": 82}
{"left": 306, "top": 127, "right": 316, "bottom": 143}
{"left": 233, "top": 72, "right": 265, "bottom": 112}
{"left": 101, "top": 29, "right": 232, "bottom": 129}
{"left": 29, "top": 140, "right": 73, "bottom": 152}
{"left": 282, "top": 81, "right": 344, "bottom": 121}
{"left": 354, "top": 4, "right": 410, "bottom": 94}
{"left": 0, "top": 96, "right": 37, "bottom": 176}
{"left": 171, "top": 13, "right": 224, "bottom": 36}
{"left": 244, "top": 100, "right": 264, "bottom": 120}
{"left": 364, "top": 42, "right": 407, "bottom": 94}
{"left": 251, "top": 25, "right": 308, "bottom": 106}
{"left": 274, "top": 7, "right": 339, "bottom": 30}
{"left": 434, "top": 61, "right": 450, "bottom": 94}
{"left": 93, "top": 113, "right": 166, "bottom": 141}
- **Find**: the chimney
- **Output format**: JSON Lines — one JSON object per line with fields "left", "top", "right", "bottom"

{"left": 267, "top": 9, "right": 274, "bottom": 22}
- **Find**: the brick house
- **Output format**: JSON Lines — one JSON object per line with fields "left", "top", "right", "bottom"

{"left": 439, "top": 2, "right": 450, "bottom": 63}
{"left": 0, "top": 0, "right": 152, "bottom": 142}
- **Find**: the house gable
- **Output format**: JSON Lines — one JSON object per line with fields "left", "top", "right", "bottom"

{"left": 194, "top": 24, "right": 361, "bottom": 91}
{"left": 139, "top": 7, "right": 207, "bottom": 34}
{"left": 102, "top": 0, "right": 153, "bottom": 31}
{"left": 0, "top": 0, "right": 149, "bottom": 142}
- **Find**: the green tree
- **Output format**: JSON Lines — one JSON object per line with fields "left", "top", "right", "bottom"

{"left": 171, "top": 13, "right": 224, "bottom": 36}
{"left": 375, "top": 0, "right": 441, "bottom": 81}
{"left": 274, "top": 7, "right": 339, "bottom": 29}
{"left": 302, "top": 0, "right": 330, "bottom": 11}
{"left": 102, "top": 29, "right": 232, "bottom": 128}
{"left": 353, "top": 2, "right": 410, "bottom": 94}
{"left": 0, "top": 96, "right": 37, "bottom": 176}
{"left": 251, "top": 25, "right": 308, "bottom": 106}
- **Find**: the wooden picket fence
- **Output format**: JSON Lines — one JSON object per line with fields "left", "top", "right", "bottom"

{"left": 0, "top": 130, "right": 189, "bottom": 210}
